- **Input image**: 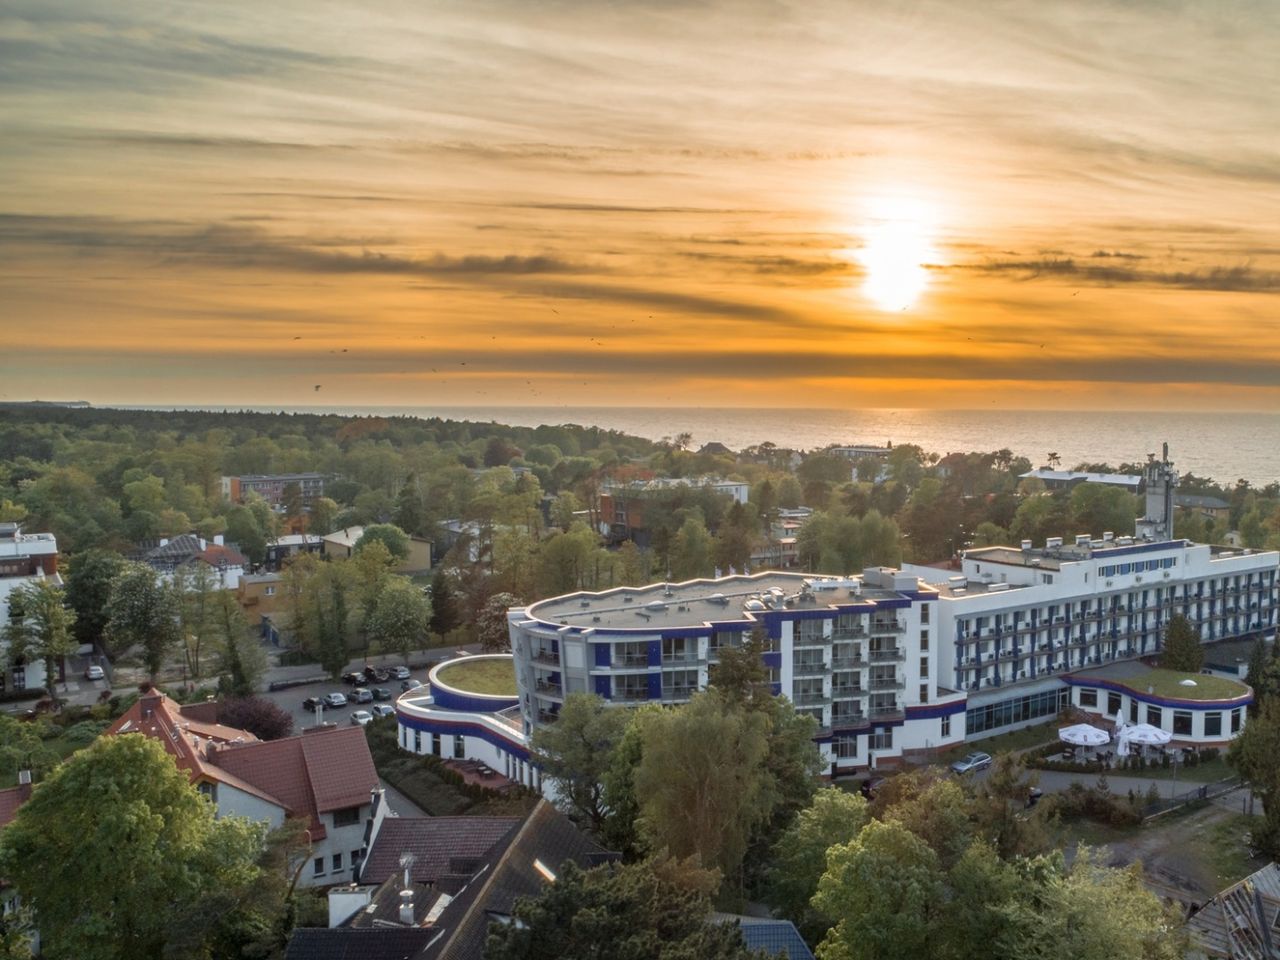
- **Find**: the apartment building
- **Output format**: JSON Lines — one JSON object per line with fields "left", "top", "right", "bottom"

{"left": 0, "top": 522, "right": 61, "bottom": 692}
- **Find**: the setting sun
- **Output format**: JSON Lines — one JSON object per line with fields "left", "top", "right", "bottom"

{"left": 856, "top": 196, "right": 940, "bottom": 312}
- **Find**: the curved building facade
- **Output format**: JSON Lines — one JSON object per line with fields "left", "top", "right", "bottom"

{"left": 508, "top": 569, "right": 967, "bottom": 774}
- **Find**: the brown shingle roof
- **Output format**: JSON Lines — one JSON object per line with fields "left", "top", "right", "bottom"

{"left": 0, "top": 783, "right": 31, "bottom": 829}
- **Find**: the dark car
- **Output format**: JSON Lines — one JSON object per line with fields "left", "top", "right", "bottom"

{"left": 372, "top": 687, "right": 392, "bottom": 701}
{"left": 401, "top": 678, "right": 424, "bottom": 692}
{"left": 1026, "top": 786, "right": 1044, "bottom": 808}
{"left": 342, "top": 672, "right": 365, "bottom": 686}
{"left": 363, "top": 666, "right": 390, "bottom": 684}
{"left": 302, "top": 696, "right": 323, "bottom": 712}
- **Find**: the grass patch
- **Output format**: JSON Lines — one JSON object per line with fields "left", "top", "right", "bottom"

{"left": 1109, "top": 668, "right": 1248, "bottom": 701}
{"left": 1110, "top": 755, "right": 1234, "bottom": 782}
{"left": 1187, "top": 813, "right": 1268, "bottom": 887}
{"left": 969, "top": 724, "right": 1057, "bottom": 756}
{"left": 435, "top": 657, "right": 517, "bottom": 697}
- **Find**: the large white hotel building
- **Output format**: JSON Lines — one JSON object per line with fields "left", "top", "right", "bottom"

{"left": 396, "top": 452, "right": 1278, "bottom": 781}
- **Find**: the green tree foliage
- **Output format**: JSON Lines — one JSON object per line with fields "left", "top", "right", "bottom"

{"left": 485, "top": 856, "right": 763, "bottom": 960}
{"left": 3, "top": 579, "right": 76, "bottom": 697}
{"left": 971, "top": 753, "right": 1049, "bottom": 860}
{"left": 633, "top": 690, "right": 773, "bottom": 885}
{"left": 1161, "top": 613, "right": 1203, "bottom": 672}
{"left": 105, "top": 561, "right": 182, "bottom": 678}
{"left": 212, "top": 590, "right": 267, "bottom": 697}
{"left": 478, "top": 591, "right": 521, "bottom": 652}
{"left": 64, "top": 549, "right": 124, "bottom": 650}
{"left": 796, "top": 509, "right": 901, "bottom": 574}
{"left": 767, "top": 787, "right": 869, "bottom": 938}
{"left": 1069, "top": 483, "right": 1138, "bottom": 539}
{"left": 225, "top": 504, "right": 269, "bottom": 567}
{"left": 366, "top": 576, "right": 432, "bottom": 660}
{"left": 0, "top": 735, "right": 266, "bottom": 960}
{"left": 1010, "top": 493, "right": 1068, "bottom": 547}
{"left": 0, "top": 714, "right": 59, "bottom": 782}
{"left": 813, "top": 818, "right": 946, "bottom": 960}
{"left": 308, "top": 496, "right": 339, "bottom": 536}
{"left": 531, "top": 693, "right": 630, "bottom": 831}
{"left": 1229, "top": 698, "right": 1280, "bottom": 856}
{"left": 356, "top": 522, "right": 412, "bottom": 562}
{"left": 428, "top": 567, "right": 460, "bottom": 636}
{"left": 670, "top": 516, "right": 714, "bottom": 580}
{"left": 176, "top": 560, "right": 218, "bottom": 678}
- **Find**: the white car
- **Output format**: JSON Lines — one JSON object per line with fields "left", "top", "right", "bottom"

{"left": 350, "top": 710, "right": 373, "bottom": 726}
{"left": 85, "top": 664, "right": 105, "bottom": 681}
{"left": 393, "top": 666, "right": 411, "bottom": 680}
{"left": 323, "top": 692, "right": 348, "bottom": 708}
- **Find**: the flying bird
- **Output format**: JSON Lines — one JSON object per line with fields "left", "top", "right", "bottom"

{"left": 292, "top": 336, "right": 302, "bottom": 340}
{"left": 314, "top": 384, "right": 322, "bottom": 391}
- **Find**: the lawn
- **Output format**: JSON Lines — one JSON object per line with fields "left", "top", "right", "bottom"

{"left": 1113, "top": 668, "right": 1248, "bottom": 701}
{"left": 968, "top": 724, "right": 1057, "bottom": 756}
{"left": 1109, "top": 755, "right": 1235, "bottom": 783}
{"left": 1187, "top": 812, "right": 1269, "bottom": 888}
{"left": 435, "top": 657, "right": 517, "bottom": 697}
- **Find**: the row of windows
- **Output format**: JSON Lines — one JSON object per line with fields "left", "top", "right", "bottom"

{"left": 313, "top": 849, "right": 362, "bottom": 877}
{"left": 966, "top": 688, "right": 1070, "bottom": 735}
{"left": 1099, "top": 558, "right": 1177, "bottom": 577}
{"left": 1077, "top": 687, "right": 1242, "bottom": 736}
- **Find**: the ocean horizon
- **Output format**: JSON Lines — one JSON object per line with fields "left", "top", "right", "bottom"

{"left": 108, "top": 403, "right": 1280, "bottom": 487}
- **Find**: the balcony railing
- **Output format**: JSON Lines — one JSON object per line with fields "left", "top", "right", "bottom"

{"left": 661, "top": 686, "right": 698, "bottom": 701}
{"left": 793, "top": 661, "right": 828, "bottom": 678}
{"left": 831, "top": 685, "right": 864, "bottom": 698}
{"left": 869, "top": 677, "right": 905, "bottom": 691}
{"left": 831, "top": 712, "right": 867, "bottom": 728}
{"left": 869, "top": 705, "right": 904, "bottom": 721}
{"left": 793, "top": 691, "right": 831, "bottom": 706}
{"left": 869, "top": 620, "right": 906, "bottom": 634}
{"left": 533, "top": 650, "right": 560, "bottom": 665}
{"left": 831, "top": 655, "right": 866, "bottom": 669}
{"left": 868, "top": 648, "right": 905, "bottom": 662}
{"left": 534, "top": 680, "right": 562, "bottom": 696}
{"left": 611, "top": 654, "right": 650, "bottom": 669}
{"left": 537, "top": 710, "right": 559, "bottom": 724}
{"left": 794, "top": 632, "right": 833, "bottom": 647}
{"left": 612, "top": 687, "right": 651, "bottom": 702}
{"left": 831, "top": 627, "right": 867, "bottom": 640}
{"left": 661, "top": 652, "right": 700, "bottom": 665}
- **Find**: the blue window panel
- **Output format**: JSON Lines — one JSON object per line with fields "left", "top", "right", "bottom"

{"left": 594, "top": 643, "right": 611, "bottom": 667}
{"left": 594, "top": 675, "right": 611, "bottom": 698}
{"left": 647, "top": 673, "right": 662, "bottom": 699}
{"left": 647, "top": 640, "right": 661, "bottom": 666}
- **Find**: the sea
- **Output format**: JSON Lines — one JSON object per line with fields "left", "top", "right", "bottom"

{"left": 124, "top": 405, "right": 1280, "bottom": 487}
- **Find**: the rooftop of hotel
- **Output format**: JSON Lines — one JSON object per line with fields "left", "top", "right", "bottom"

{"left": 1068, "top": 660, "right": 1250, "bottom": 702}
{"left": 964, "top": 536, "right": 1196, "bottom": 571}
{"left": 524, "top": 571, "right": 926, "bottom": 632}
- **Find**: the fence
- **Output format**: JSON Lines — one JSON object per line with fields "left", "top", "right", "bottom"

{"left": 1141, "top": 776, "right": 1243, "bottom": 822}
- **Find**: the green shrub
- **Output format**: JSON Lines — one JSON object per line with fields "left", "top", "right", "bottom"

{"left": 62, "top": 720, "right": 109, "bottom": 745}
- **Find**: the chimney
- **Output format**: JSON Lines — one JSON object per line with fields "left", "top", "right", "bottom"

{"left": 399, "top": 889, "right": 414, "bottom": 926}
{"left": 214, "top": 534, "right": 225, "bottom": 547}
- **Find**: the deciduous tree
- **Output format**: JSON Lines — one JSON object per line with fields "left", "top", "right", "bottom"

{"left": 366, "top": 576, "right": 432, "bottom": 661}
{"left": 356, "top": 522, "right": 411, "bottom": 563}
{"left": 477, "top": 592, "right": 521, "bottom": 652}
{"left": 105, "top": 562, "right": 183, "bottom": 678}
{"left": 64, "top": 549, "right": 124, "bottom": 651}
{"left": 2, "top": 580, "right": 76, "bottom": 697}
{"left": 531, "top": 693, "right": 630, "bottom": 832}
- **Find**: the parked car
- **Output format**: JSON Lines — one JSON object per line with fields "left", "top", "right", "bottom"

{"left": 371, "top": 704, "right": 395, "bottom": 718}
{"left": 860, "top": 775, "right": 887, "bottom": 800}
{"left": 371, "top": 687, "right": 392, "bottom": 701}
{"left": 950, "top": 752, "right": 993, "bottom": 775}
{"left": 1026, "top": 786, "right": 1044, "bottom": 808}
{"left": 342, "top": 672, "right": 365, "bottom": 686}
{"left": 353, "top": 687, "right": 374, "bottom": 704}
{"left": 350, "top": 710, "right": 373, "bottom": 726}
{"left": 401, "top": 678, "right": 424, "bottom": 691}
{"left": 302, "top": 696, "right": 323, "bottom": 712}
{"left": 322, "top": 692, "right": 348, "bottom": 708}
{"left": 363, "top": 666, "right": 390, "bottom": 683}
{"left": 393, "top": 666, "right": 411, "bottom": 680}
{"left": 85, "top": 664, "right": 105, "bottom": 681}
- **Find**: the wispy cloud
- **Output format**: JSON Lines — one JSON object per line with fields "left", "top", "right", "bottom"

{"left": 961, "top": 256, "right": 1280, "bottom": 293}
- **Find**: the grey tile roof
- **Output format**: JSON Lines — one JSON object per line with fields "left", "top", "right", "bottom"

{"left": 1187, "top": 862, "right": 1280, "bottom": 959}
{"left": 283, "top": 928, "right": 435, "bottom": 960}
{"left": 359, "top": 817, "right": 521, "bottom": 886}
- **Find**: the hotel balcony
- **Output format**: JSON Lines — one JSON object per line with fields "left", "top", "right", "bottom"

{"left": 869, "top": 620, "right": 906, "bottom": 634}
{"left": 868, "top": 648, "right": 905, "bottom": 663}
{"left": 869, "top": 676, "right": 905, "bottom": 691}
{"left": 831, "top": 627, "right": 868, "bottom": 641}
{"left": 611, "top": 654, "right": 650, "bottom": 669}
{"left": 793, "top": 690, "right": 831, "bottom": 707}
{"left": 533, "top": 649, "right": 560, "bottom": 666}
{"left": 793, "top": 661, "right": 828, "bottom": 678}
{"left": 831, "top": 654, "right": 866, "bottom": 669}
{"left": 534, "top": 679, "right": 563, "bottom": 697}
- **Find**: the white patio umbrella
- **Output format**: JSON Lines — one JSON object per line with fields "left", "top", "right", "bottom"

{"left": 1122, "top": 723, "right": 1172, "bottom": 746}
{"left": 1115, "top": 730, "right": 1130, "bottom": 757}
{"left": 1058, "top": 723, "right": 1111, "bottom": 747}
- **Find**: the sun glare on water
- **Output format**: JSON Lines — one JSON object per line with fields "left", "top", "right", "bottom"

{"left": 856, "top": 196, "right": 940, "bottom": 312}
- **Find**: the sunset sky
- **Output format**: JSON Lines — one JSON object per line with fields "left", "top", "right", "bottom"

{"left": 3, "top": 1, "right": 1278, "bottom": 410}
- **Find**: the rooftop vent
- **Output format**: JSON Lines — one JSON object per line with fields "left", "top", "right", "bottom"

{"left": 1020, "top": 540, "right": 1032, "bottom": 551}
{"left": 1045, "top": 537, "right": 1064, "bottom": 549}
{"left": 1075, "top": 534, "right": 1091, "bottom": 546}
{"left": 1102, "top": 531, "right": 1115, "bottom": 542}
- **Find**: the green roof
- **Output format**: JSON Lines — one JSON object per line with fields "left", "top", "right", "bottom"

{"left": 434, "top": 657, "right": 517, "bottom": 697}
{"left": 1114, "top": 668, "right": 1248, "bottom": 701}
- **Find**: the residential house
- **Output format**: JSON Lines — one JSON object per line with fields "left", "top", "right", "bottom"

{"left": 285, "top": 799, "right": 612, "bottom": 960}
{"left": 106, "top": 688, "right": 383, "bottom": 887}
{"left": 264, "top": 534, "right": 325, "bottom": 571}
{"left": 322, "top": 526, "right": 433, "bottom": 575}
{"left": 142, "top": 534, "right": 248, "bottom": 589}
{"left": 1187, "top": 861, "right": 1280, "bottom": 958}
{"left": 1017, "top": 468, "right": 1143, "bottom": 492}
{"left": 0, "top": 523, "right": 61, "bottom": 692}
{"left": 1175, "top": 493, "right": 1232, "bottom": 524}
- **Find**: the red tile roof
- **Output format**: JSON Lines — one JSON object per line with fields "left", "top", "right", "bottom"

{"left": 198, "top": 544, "right": 248, "bottom": 568}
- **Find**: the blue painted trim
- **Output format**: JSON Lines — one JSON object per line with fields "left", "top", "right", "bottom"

{"left": 594, "top": 643, "right": 611, "bottom": 667}
{"left": 1092, "top": 540, "right": 1189, "bottom": 559}
{"left": 905, "top": 700, "right": 968, "bottom": 720}
{"left": 647, "top": 640, "right": 661, "bottom": 666}
{"left": 427, "top": 683, "right": 518, "bottom": 712}
{"left": 647, "top": 673, "right": 662, "bottom": 698}
{"left": 1063, "top": 674, "right": 1252, "bottom": 710}
{"left": 594, "top": 675, "right": 611, "bottom": 698}
{"left": 397, "top": 712, "right": 531, "bottom": 761}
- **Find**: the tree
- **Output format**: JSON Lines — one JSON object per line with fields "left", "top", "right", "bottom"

{"left": 356, "top": 522, "right": 411, "bottom": 563}
{"left": 212, "top": 589, "right": 267, "bottom": 697}
{"left": 485, "top": 857, "right": 762, "bottom": 960}
{"left": 0, "top": 714, "right": 58, "bottom": 783}
{"left": 813, "top": 818, "right": 946, "bottom": 960}
{"left": 767, "top": 787, "right": 869, "bottom": 938}
{"left": 225, "top": 504, "right": 268, "bottom": 567}
{"left": 309, "top": 496, "right": 339, "bottom": 536}
{"left": 3, "top": 580, "right": 76, "bottom": 697}
{"left": 478, "top": 592, "right": 521, "bottom": 652}
{"left": 972, "top": 753, "right": 1049, "bottom": 859}
{"left": 366, "top": 576, "right": 432, "bottom": 660}
{"left": 64, "top": 549, "right": 124, "bottom": 651}
{"left": 105, "top": 562, "right": 183, "bottom": 679}
{"left": 1230, "top": 698, "right": 1280, "bottom": 856}
{"left": 1161, "top": 614, "right": 1203, "bottom": 672}
{"left": 1246, "top": 636, "right": 1270, "bottom": 712}
{"left": 532, "top": 693, "right": 630, "bottom": 832}
{"left": 280, "top": 481, "right": 304, "bottom": 521}
{"left": 669, "top": 516, "right": 713, "bottom": 580}
{"left": 0, "top": 735, "right": 266, "bottom": 960}
{"left": 633, "top": 690, "right": 773, "bottom": 886}
{"left": 217, "top": 696, "right": 294, "bottom": 741}
{"left": 428, "top": 567, "right": 460, "bottom": 637}
{"left": 176, "top": 560, "right": 218, "bottom": 678}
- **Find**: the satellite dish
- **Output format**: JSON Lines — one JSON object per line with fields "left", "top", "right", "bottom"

{"left": 1179, "top": 679, "right": 1197, "bottom": 687}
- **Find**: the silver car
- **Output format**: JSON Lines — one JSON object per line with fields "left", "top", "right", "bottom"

{"left": 950, "top": 751, "right": 993, "bottom": 774}
{"left": 350, "top": 710, "right": 373, "bottom": 726}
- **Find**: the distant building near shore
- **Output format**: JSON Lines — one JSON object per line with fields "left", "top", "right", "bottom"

{"left": 0, "top": 522, "right": 61, "bottom": 692}
{"left": 826, "top": 443, "right": 892, "bottom": 461}
{"left": 1018, "top": 468, "right": 1142, "bottom": 491}
{"left": 221, "top": 472, "right": 326, "bottom": 509}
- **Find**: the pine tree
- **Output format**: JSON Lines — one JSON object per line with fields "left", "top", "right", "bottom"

{"left": 1161, "top": 614, "right": 1203, "bottom": 673}
{"left": 428, "top": 568, "right": 459, "bottom": 637}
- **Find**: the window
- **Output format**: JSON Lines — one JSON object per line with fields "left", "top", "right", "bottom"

{"left": 1130, "top": 700, "right": 1139, "bottom": 723}
{"left": 919, "top": 656, "right": 929, "bottom": 678}
{"left": 870, "top": 729, "right": 893, "bottom": 750}
{"left": 453, "top": 734, "right": 466, "bottom": 759}
{"left": 920, "top": 630, "right": 929, "bottom": 650}
{"left": 1108, "top": 691, "right": 1122, "bottom": 716}
{"left": 1146, "top": 705, "right": 1162, "bottom": 727}
{"left": 351, "top": 849, "right": 362, "bottom": 869}
{"left": 332, "top": 852, "right": 343, "bottom": 872}
{"left": 921, "top": 605, "right": 930, "bottom": 624}
{"left": 1079, "top": 688, "right": 1098, "bottom": 708}
{"left": 919, "top": 684, "right": 929, "bottom": 703}
{"left": 1205, "top": 712, "right": 1222, "bottom": 737}
{"left": 964, "top": 688, "right": 1070, "bottom": 735}
{"left": 313, "top": 857, "right": 325, "bottom": 877}
{"left": 834, "top": 736, "right": 858, "bottom": 759}
{"left": 1173, "top": 711, "right": 1193, "bottom": 736}
{"left": 941, "top": 714, "right": 952, "bottom": 737}
{"left": 432, "top": 733, "right": 442, "bottom": 756}
{"left": 332, "top": 806, "right": 361, "bottom": 828}
{"left": 1232, "top": 709, "right": 1242, "bottom": 733}
{"left": 413, "top": 729, "right": 421, "bottom": 753}
{"left": 265, "top": 585, "right": 276, "bottom": 596}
